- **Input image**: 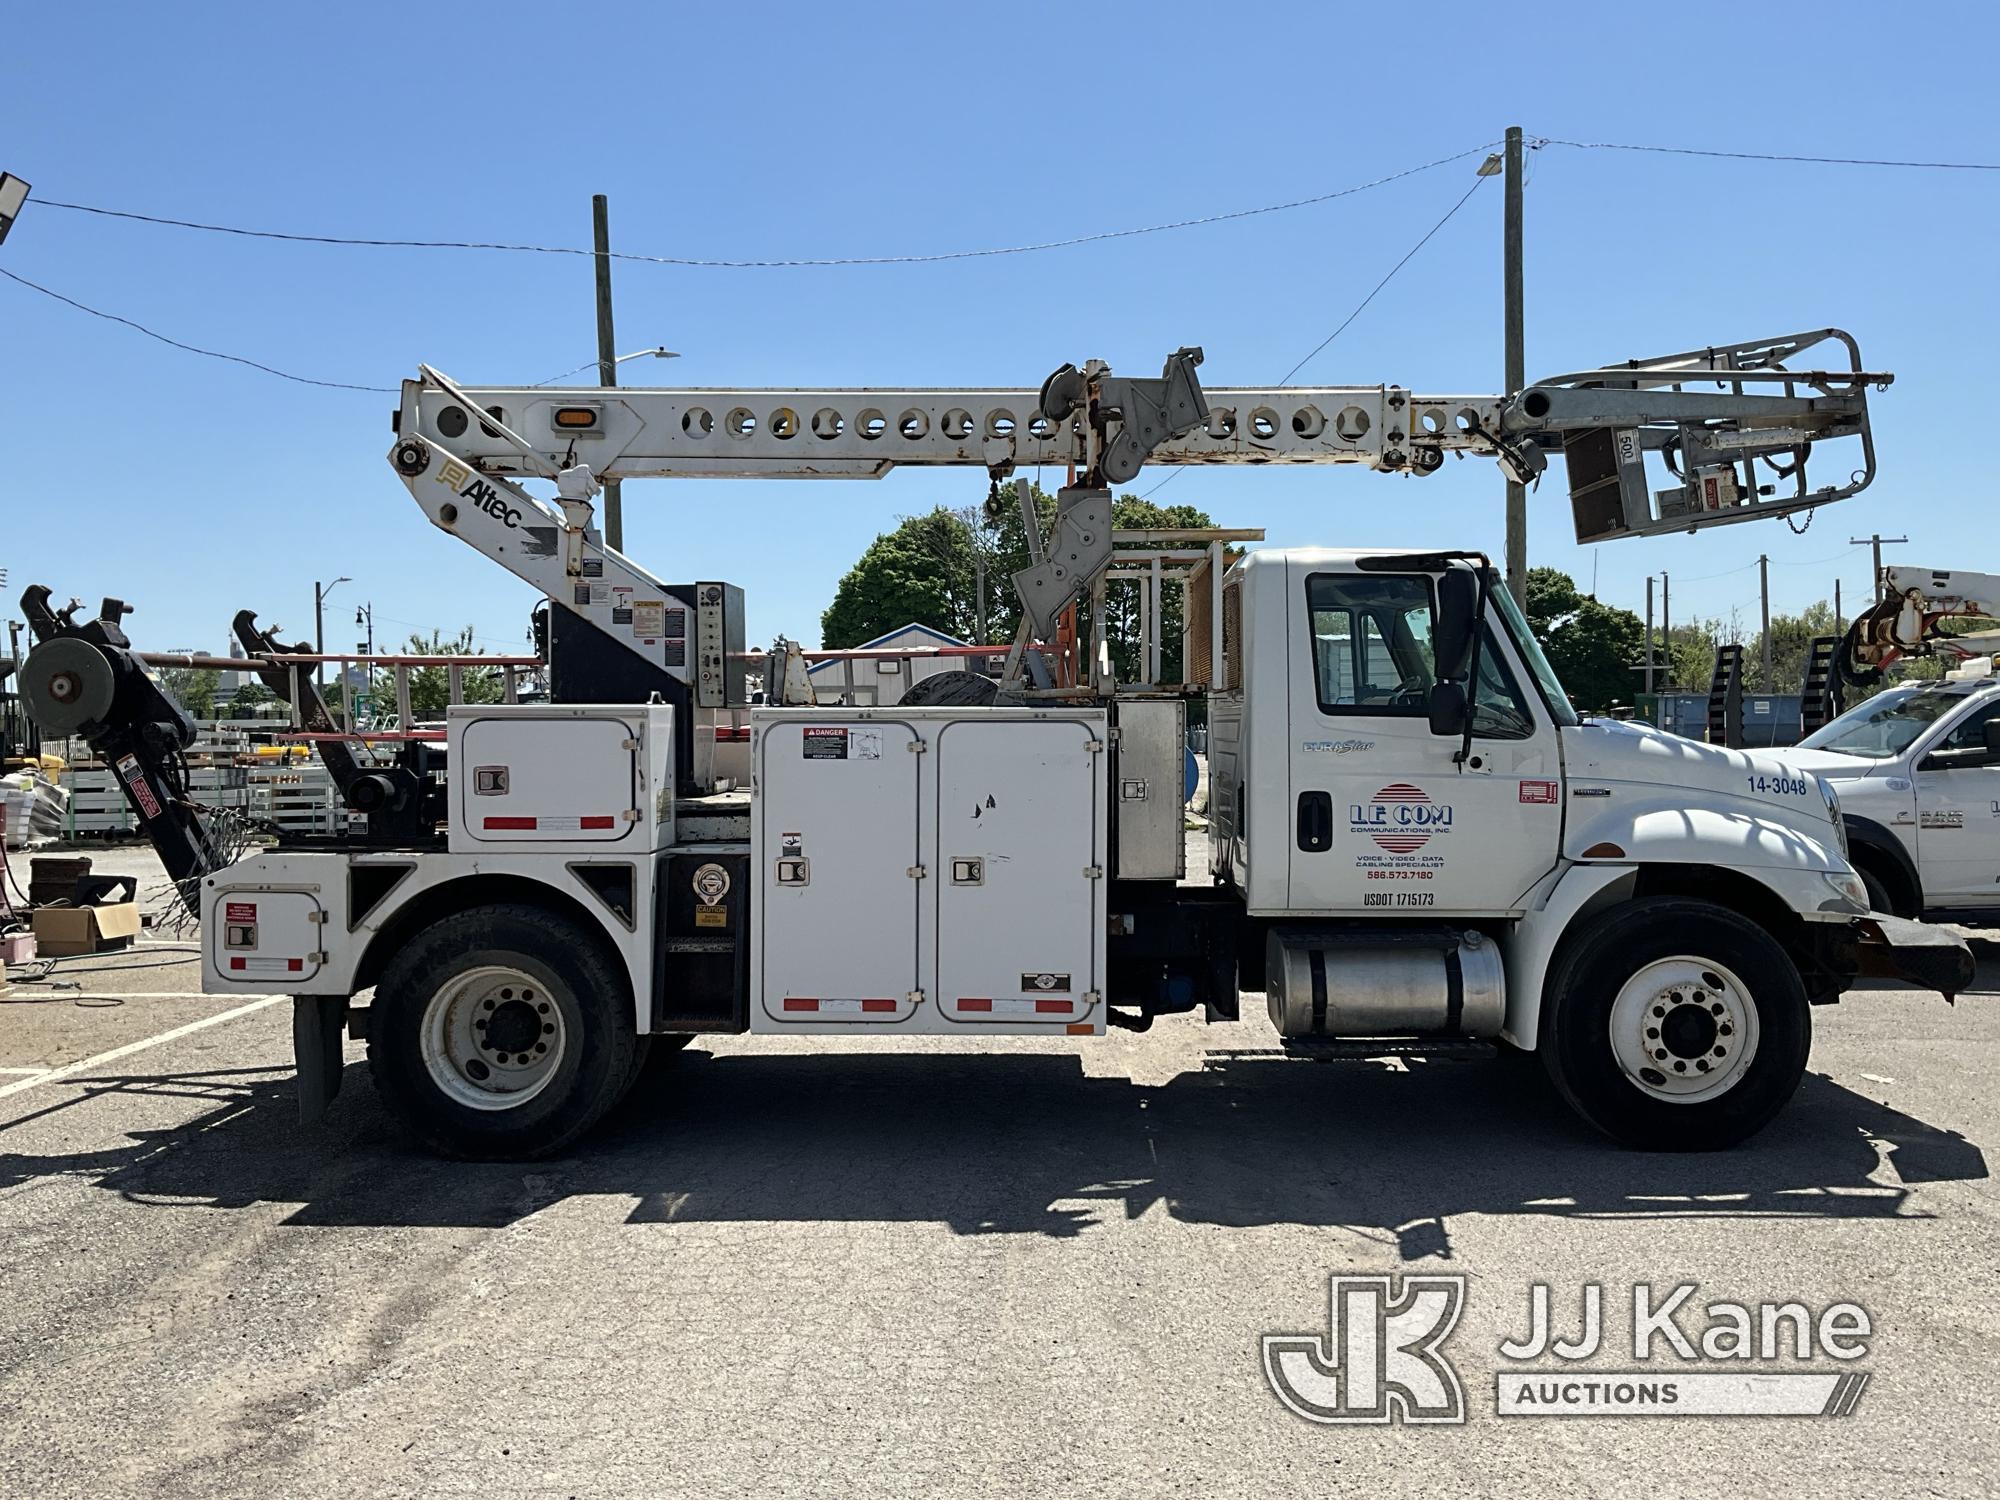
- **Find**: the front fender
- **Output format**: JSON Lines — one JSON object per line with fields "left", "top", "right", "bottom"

{"left": 1505, "top": 807, "right": 1866, "bottom": 1050}
{"left": 1566, "top": 801, "right": 1854, "bottom": 912}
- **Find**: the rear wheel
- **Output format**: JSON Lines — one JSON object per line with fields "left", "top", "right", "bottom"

{"left": 369, "top": 903, "right": 636, "bottom": 1159}
{"left": 1540, "top": 897, "right": 1810, "bottom": 1150}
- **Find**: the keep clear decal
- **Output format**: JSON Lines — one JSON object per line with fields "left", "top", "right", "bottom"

{"left": 1349, "top": 783, "right": 1453, "bottom": 882}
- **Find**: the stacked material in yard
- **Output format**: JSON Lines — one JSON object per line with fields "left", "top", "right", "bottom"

{"left": 55, "top": 721, "right": 258, "bottom": 838}
{"left": 1, "top": 769, "right": 68, "bottom": 849}
{"left": 251, "top": 762, "right": 341, "bottom": 835}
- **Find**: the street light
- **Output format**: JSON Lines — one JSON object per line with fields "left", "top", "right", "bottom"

{"left": 537, "top": 347, "right": 680, "bottom": 386}
{"left": 0, "top": 173, "right": 29, "bottom": 246}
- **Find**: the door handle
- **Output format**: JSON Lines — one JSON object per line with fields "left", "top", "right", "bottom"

{"left": 1297, "top": 790, "right": 1332, "bottom": 852}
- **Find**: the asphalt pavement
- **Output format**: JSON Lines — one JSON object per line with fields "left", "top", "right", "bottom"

{"left": 0, "top": 845, "right": 1994, "bottom": 1499}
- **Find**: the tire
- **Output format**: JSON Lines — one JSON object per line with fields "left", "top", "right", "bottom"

{"left": 1539, "top": 897, "right": 1810, "bottom": 1151}
{"left": 368, "top": 903, "right": 637, "bottom": 1159}
{"left": 1858, "top": 866, "right": 1891, "bottom": 916}
{"left": 1854, "top": 859, "right": 1913, "bottom": 919}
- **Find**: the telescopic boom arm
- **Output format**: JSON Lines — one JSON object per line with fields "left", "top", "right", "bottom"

{"left": 386, "top": 329, "right": 1888, "bottom": 683}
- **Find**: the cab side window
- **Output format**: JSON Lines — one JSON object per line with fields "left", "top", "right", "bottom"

{"left": 1307, "top": 574, "right": 1435, "bottom": 716}
{"left": 1941, "top": 700, "right": 2000, "bottom": 752}
{"left": 1470, "top": 638, "right": 1536, "bottom": 740}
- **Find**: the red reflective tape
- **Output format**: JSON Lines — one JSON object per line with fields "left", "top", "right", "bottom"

{"left": 958, "top": 997, "right": 992, "bottom": 1011}
{"left": 782, "top": 997, "right": 819, "bottom": 1011}
{"left": 229, "top": 957, "right": 245, "bottom": 971}
{"left": 580, "top": 816, "right": 616, "bottom": 830}
{"left": 1034, "top": 999, "right": 1071, "bottom": 1013}
{"left": 484, "top": 816, "right": 537, "bottom": 830}
{"left": 860, "top": 998, "right": 898, "bottom": 1013}
{"left": 287, "top": 958, "right": 304, "bottom": 972}
{"left": 714, "top": 727, "right": 750, "bottom": 743}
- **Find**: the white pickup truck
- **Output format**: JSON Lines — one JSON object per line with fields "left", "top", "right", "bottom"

{"left": 1777, "top": 675, "right": 2000, "bottom": 921}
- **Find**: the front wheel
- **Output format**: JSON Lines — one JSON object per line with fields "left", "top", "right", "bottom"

{"left": 1540, "top": 897, "right": 1810, "bottom": 1150}
{"left": 369, "top": 903, "right": 637, "bottom": 1159}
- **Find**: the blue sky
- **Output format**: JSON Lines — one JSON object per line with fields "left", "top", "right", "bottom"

{"left": 3, "top": 2, "right": 1994, "bottom": 665}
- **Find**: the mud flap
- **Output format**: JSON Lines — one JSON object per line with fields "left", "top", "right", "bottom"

{"left": 1854, "top": 915, "right": 1975, "bottom": 1000}
{"left": 293, "top": 994, "right": 350, "bottom": 1124}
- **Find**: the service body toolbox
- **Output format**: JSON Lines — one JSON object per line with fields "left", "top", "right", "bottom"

{"left": 750, "top": 707, "right": 1108, "bottom": 1035}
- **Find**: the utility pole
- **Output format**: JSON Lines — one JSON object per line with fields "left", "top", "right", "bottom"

{"left": 1848, "top": 532, "right": 1906, "bottom": 597}
{"left": 1503, "top": 124, "right": 1526, "bottom": 603}
{"left": 1660, "top": 571, "right": 1671, "bottom": 691}
{"left": 314, "top": 582, "right": 325, "bottom": 695}
{"left": 1834, "top": 578, "right": 1843, "bottom": 630}
{"left": 1643, "top": 575, "right": 1655, "bottom": 695}
{"left": 1758, "top": 553, "right": 1771, "bottom": 690}
{"left": 313, "top": 576, "right": 349, "bottom": 702}
{"left": 593, "top": 194, "right": 623, "bottom": 555}
{"left": 973, "top": 554, "right": 988, "bottom": 646}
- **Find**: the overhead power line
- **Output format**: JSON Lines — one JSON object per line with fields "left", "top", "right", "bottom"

{"left": 1277, "top": 175, "right": 1491, "bottom": 386}
{"left": 1540, "top": 138, "right": 2000, "bottom": 171}
{"left": 1140, "top": 174, "right": 1492, "bottom": 500}
{"left": 30, "top": 144, "right": 1500, "bottom": 270}
{"left": 0, "top": 266, "right": 393, "bottom": 392}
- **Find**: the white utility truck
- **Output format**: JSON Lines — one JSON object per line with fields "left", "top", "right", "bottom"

{"left": 20, "top": 332, "right": 1968, "bottom": 1158}
{"left": 1772, "top": 564, "right": 2000, "bottom": 920}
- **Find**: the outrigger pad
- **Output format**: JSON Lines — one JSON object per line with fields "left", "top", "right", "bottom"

{"left": 1854, "top": 914, "right": 1975, "bottom": 1000}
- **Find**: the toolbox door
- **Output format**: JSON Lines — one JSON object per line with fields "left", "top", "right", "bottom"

{"left": 935, "top": 718, "right": 1103, "bottom": 1026}
{"left": 210, "top": 888, "right": 326, "bottom": 983}
{"left": 458, "top": 715, "right": 638, "bottom": 844}
{"left": 757, "top": 720, "right": 922, "bottom": 1024}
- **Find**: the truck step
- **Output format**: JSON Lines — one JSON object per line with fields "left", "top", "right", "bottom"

{"left": 1211, "top": 1039, "right": 1500, "bottom": 1063}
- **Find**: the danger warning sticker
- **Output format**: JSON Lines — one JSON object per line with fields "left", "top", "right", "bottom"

{"left": 225, "top": 901, "right": 257, "bottom": 924}
{"left": 803, "top": 727, "right": 849, "bottom": 760}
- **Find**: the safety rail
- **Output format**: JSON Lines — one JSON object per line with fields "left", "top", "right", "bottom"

{"left": 137, "top": 651, "right": 542, "bottom": 739}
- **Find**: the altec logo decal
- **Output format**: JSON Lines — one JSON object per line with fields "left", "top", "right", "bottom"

{"left": 1349, "top": 784, "right": 1452, "bottom": 853}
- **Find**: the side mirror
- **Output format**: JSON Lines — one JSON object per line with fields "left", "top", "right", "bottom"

{"left": 1428, "top": 680, "right": 1468, "bottom": 737}
{"left": 1435, "top": 568, "right": 1477, "bottom": 683}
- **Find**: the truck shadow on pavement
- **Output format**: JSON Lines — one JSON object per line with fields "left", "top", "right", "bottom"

{"left": 0, "top": 1047, "right": 1984, "bottom": 1258}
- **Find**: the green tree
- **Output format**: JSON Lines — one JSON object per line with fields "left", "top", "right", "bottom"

{"left": 399, "top": 628, "right": 503, "bottom": 721}
{"left": 1663, "top": 614, "right": 1736, "bottom": 694}
{"left": 821, "top": 487, "right": 1216, "bottom": 682}
{"left": 224, "top": 680, "right": 276, "bottom": 717}
{"left": 156, "top": 666, "right": 219, "bottom": 719}
{"left": 1751, "top": 600, "right": 1841, "bottom": 694}
{"left": 1520, "top": 567, "right": 1645, "bottom": 712}
{"left": 820, "top": 508, "right": 983, "bottom": 648}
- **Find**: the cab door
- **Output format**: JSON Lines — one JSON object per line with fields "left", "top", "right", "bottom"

{"left": 1913, "top": 697, "right": 2000, "bottom": 906}
{"left": 1283, "top": 563, "right": 1561, "bottom": 915}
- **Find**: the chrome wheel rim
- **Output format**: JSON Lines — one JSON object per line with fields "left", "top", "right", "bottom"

{"left": 1607, "top": 956, "right": 1760, "bottom": 1105}
{"left": 420, "top": 964, "right": 566, "bottom": 1111}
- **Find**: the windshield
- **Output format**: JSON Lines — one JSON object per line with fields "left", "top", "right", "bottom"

{"left": 1799, "top": 684, "right": 1979, "bottom": 758}
{"left": 1488, "top": 574, "right": 1580, "bottom": 727}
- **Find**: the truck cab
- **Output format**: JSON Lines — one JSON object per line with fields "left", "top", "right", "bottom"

{"left": 1772, "top": 674, "right": 2000, "bottom": 921}
{"left": 1210, "top": 549, "right": 1875, "bottom": 934}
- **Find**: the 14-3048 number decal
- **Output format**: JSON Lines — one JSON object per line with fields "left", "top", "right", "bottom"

{"left": 1745, "top": 774, "right": 1813, "bottom": 797}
